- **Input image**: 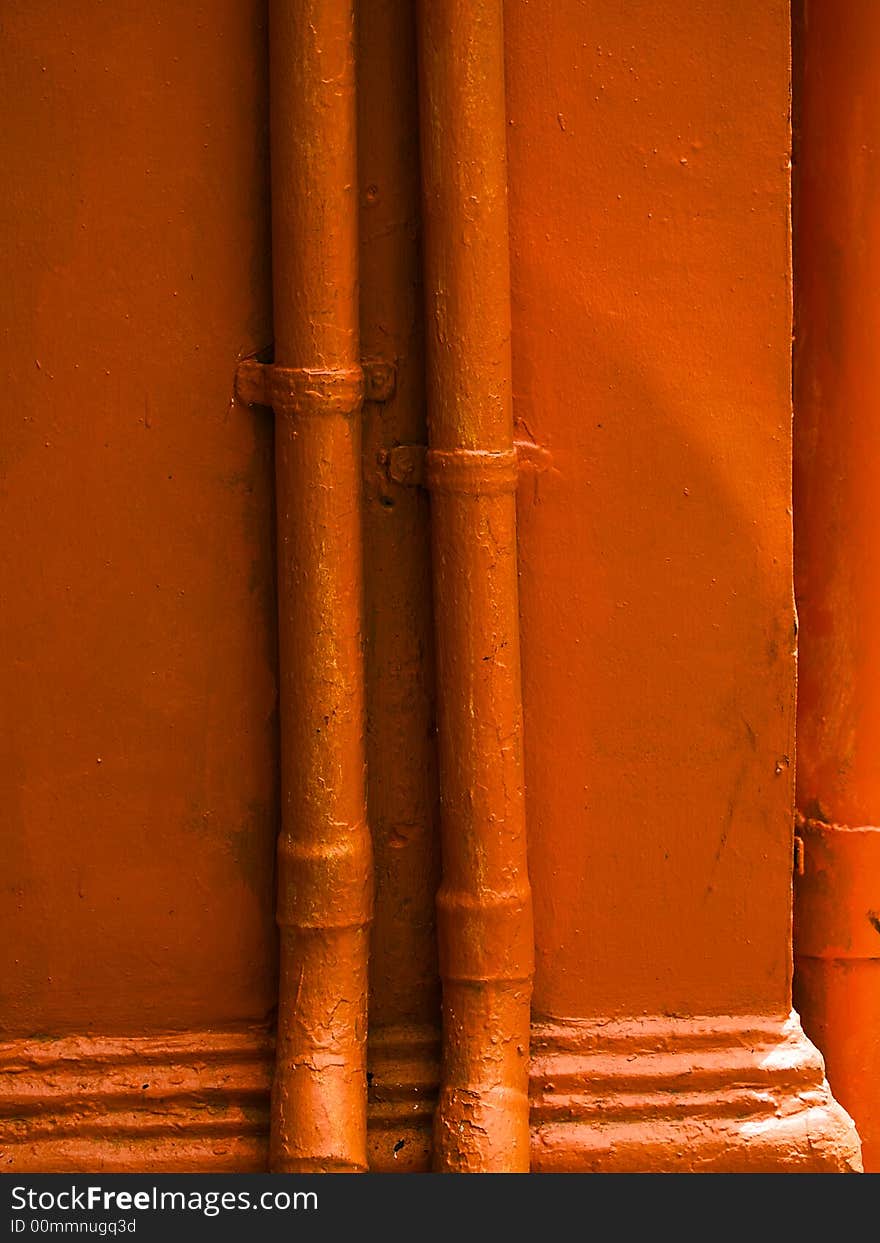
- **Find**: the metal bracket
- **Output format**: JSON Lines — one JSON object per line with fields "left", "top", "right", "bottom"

{"left": 377, "top": 444, "right": 427, "bottom": 487}
{"left": 235, "top": 355, "right": 397, "bottom": 414}
{"left": 377, "top": 438, "right": 553, "bottom": 489}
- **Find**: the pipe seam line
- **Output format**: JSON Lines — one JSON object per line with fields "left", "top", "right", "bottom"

{"left": 277, "top": 831, "right": 373, "bottom": 930}
{"left": 436, "top": 887, "right": 533, "bottom": 982}
{"left": 795, "top": 811, "right": 880, "bottom": 960}
{"left": 425, "top": 447, "right": 520, "bottom": 495}
{"left": 379, "top": 441, "right": 553, "bottom": 489}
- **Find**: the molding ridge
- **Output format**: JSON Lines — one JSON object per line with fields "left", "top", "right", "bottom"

{"left": 367, "top": 1024, "right": 440, "bottom": 1172}
{"left": 1, "top": 1014, "right": 861, "bottom": 1172}
{"left": 530, "top": 1010, "right": 862, "bottom": 1172}
{"left": 0, "top": 1024, "right": 443, "bottom": 1174}
{"left": 0, "top": 1027, "right": 272, "bottom": 1173}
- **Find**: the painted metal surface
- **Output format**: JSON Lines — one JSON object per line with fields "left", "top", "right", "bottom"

{"left": 418, "top": 0, "right": 534, "bottom": 1172}
{"left": 793, "top": 0, "right": 880, "bottom": 1174}
{"left": 265, "top": 0, "right": 373, "bottom": 1172}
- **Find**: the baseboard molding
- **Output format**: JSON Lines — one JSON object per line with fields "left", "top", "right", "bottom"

{"left": 367, "top": 1024, "right": 440, "bottom": 1173}
{"left": 0, "top": 1028, "right": 272, "bottom": 1173}
{"left": 1, "top": 1011, "right": 861, "bottom": 1172}
{"left": 0, "top": 1024, "right": 440, "bottom": 1174}
{"left": 529, "top": 1010, "right": 862, "bottom": 1172}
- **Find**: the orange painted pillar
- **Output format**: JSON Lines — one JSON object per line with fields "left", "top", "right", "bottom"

{"left": 503, "top": 0, "right": 860, "bottom": 1171}
{"left": 793, "top": 0, "right": 880, "bottom": 1173}
{"left": 418, "top": 0, "right": 534, "bottom": 1173}
{"left": 267, "top": 0, "right": 373, "bottom": 1172}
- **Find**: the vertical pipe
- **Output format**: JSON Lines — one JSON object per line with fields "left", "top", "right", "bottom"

{"left": 417, "top": 0, "right": 534, "bottom": 1172}
{"left": 793, "top": 0, "right": 880, "bottom": 1173}
{"left": 358, "top": 0, "right": 442, "bottom": 1172}
{"left": 268, "top": 0, "right": 372, "bottom": 1172}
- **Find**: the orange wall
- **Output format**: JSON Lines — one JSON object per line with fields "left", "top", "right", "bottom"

{"left": 0, "top": 1, "right": 278, "bottom": 1036}
{"left": 1, "top": 0, "right": 797, "bottom": 1042}
{"left": 3, "top": 0, "right": 843, "bottom": 1174}
{"left": 507, "top": 0, "right": 795, "bottom": 1018}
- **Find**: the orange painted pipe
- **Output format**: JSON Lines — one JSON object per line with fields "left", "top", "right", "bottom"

{"left": 793, "top": 0, "right": 880, "bottom": 1173}
{"left": 267, "top": 0, "right": 372, "bottom": 1172}
{"left": 358, "top": 0, "right": 442, "bottom": 1173}
{"left": 417, "top": 0, "right": 534, "bottom": 1173}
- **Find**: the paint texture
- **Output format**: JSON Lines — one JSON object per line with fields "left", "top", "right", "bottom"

{"left": 418, "top": 0, "right": 534, "bottom": 1173}
{"left": 266, "top": 0, "right": 372, "bottom": 1173}
{"left": 504, "top": 0, "right": 859, "bottom": 1170}
{"left": 1, "top": 0, "right": 866, "bottom": 1176}
{"left": 0, "top": 0, "right": 277, "bottom": 1038}
{"left": 508, "top": 0, "right": 796, "bottom": 1021}
{"left": 793, "top": 0, "right": 880, "bottom": 1173}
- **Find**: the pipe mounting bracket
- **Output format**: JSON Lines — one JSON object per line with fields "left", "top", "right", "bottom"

{"left": 426, "top": 447, "right": 520, "bottom": 496}
{"left": 235, "top": 356, "right": 396, "bottom": 417}
{"left": 378, "top": 440, "right": 553, "bottom": 491}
